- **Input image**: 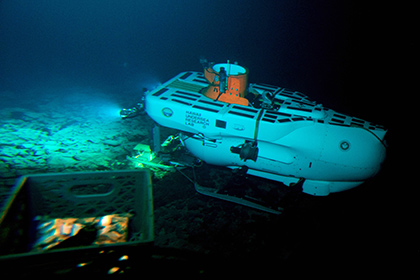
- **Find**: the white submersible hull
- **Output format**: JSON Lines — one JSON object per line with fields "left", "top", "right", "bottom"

{"left": 144, "top": 62, "right": 387, "bottom": 196}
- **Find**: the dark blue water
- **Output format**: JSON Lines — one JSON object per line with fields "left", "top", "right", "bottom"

{"left": 0, "top": 0, "right": 405, "bottom": 273}
{"left": 0, "top": 0, "right": 380, "bottom": 115}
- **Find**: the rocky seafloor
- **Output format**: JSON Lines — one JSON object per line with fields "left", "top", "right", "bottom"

{"left": 0, "top": 87, "right": 396, "bottom": 272}
{"left": 0, "top": 88, "right": 148, "bottom": 178}
{"left": 0, "top": 87, "right": 284, "bottom": 258}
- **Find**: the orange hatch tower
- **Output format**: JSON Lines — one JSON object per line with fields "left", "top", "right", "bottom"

{"left": 202, "top": 61, "right": 249, "bottom": 106}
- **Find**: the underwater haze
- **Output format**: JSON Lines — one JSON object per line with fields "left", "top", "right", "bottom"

{"left": 0, "top": 0, "right": 401, "bottom": 274}
{"left": 1, "top": 0, "right": 367, "bottom": 102}
{"left": 0, "top": 0, "right": 391, "bottom": 123}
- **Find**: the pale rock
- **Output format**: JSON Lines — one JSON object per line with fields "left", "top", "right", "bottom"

{"left": 0, "top": 146, "right": 20, "bottom": 157}
{"left": 46, "top": 154, "right": 78, "bottom": 168}
{"left": 20, "top": 143, "right": 35, "bottom": 149}
{"left": 103, "top": 139, "right": 120, "bottom": 147}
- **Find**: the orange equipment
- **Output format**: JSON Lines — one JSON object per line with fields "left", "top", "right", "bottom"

{"left": 202, "top": 62, "right": 249, "bottom": 106}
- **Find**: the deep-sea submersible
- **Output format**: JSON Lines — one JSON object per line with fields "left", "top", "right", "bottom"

{"left": 124, "top": 60, "right": 387, "bottom": 198}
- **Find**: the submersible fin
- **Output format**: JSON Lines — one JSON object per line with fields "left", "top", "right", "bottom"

{"left": 174, "top": 165, "right": 282, "bottom": 215}
{"left": 193, "top": 182, "right": 283, "bottom": 215}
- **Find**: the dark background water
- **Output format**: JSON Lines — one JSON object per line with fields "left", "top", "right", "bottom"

{"left": 0, "top": 0, "right": 409, "bottom": 272}
{"left": 0, "top": 0, "right": 392, "bottom": 123}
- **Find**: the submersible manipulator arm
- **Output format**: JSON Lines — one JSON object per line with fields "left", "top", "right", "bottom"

{"left": 119, "top": 88, "right": 147, "bottom": 119}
